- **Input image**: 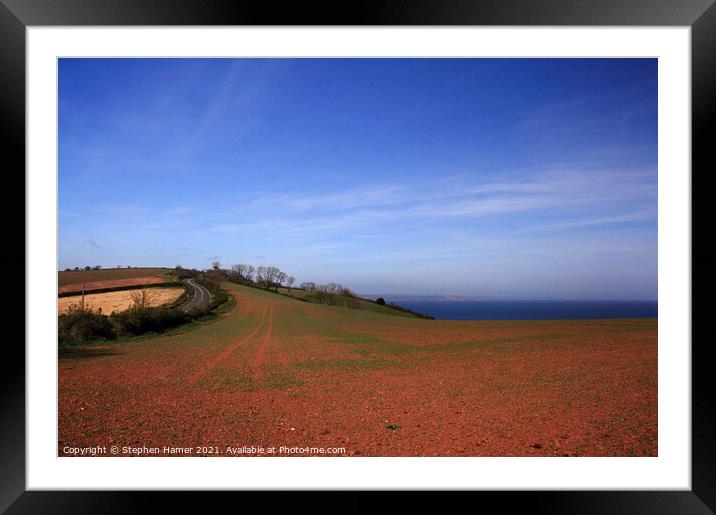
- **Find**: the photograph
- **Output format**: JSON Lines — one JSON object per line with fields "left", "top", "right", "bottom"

{"left": 57, "top": 57, "right": 658, "bottom": 458}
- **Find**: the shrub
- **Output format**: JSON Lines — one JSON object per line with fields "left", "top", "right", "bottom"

{"left": 341, "top": 295, "right": 360, "bottom": 309}
{"left": 376, "top": 297, "right": 386, "bottom": 305}
{"left": 58, "top": 304, "right": 116, "bottom": 346}
{"left": 110, "top": 286, "right": 189, "bottom": 335}
{"left": 174, "top": 267, "right": 198, "bottom": 280}
{"left": 310, "top": 283, "right": 359, "bottom": 308}
{"left": 111, "top": 307, "right": 188, "bottom": 336}
{"left": 129, "top": 288, "right": 156, "bottom": 309}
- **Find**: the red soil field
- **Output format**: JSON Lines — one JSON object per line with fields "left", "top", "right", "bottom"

{"left": 58, "top": 267, "right": 168, "bottom": 287}
{"left": 58, "top": 283, "right": 657, "bottom": 457}
{"left": 58, "top": 276, "right": 165, "bottom": 294}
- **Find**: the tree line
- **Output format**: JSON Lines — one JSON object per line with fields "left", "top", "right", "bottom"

{"left": 63, "top": 265, "right": 145, "bottom": 271}
{"left": 63, "top": 265, "right": 103, "bottom": 271}
{"left": 195, "top": 262, "right": 359, "bottom": 308}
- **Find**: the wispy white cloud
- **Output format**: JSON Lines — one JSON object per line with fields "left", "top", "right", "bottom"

{"left": 168, "top": 206, "right": 195, "bottom": 215}
{"left": 94, "top": 204, "right": 151, "bottom": 215}
{"left": 180, "top": 60, "right": 286, "bottom": 159}
{"left": 531, "top": 209, "right": 655, "bottom": 231}
{"left": 253, "top": 185, "right": 404, "bottom": 211}
{"left": 210, "top": 166, "right": 656, "bottom": 239}
{"left": 212, "top": 223, "right": 244, "bottom": 233}
{"left": 83, "top": 239, "right": 102, "bottom": 249}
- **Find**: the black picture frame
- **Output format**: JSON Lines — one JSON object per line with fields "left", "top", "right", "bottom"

{"left": 2, "top": 1, "right": 712, "bottom": 512}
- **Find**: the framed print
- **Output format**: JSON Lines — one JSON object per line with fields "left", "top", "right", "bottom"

{"left": 3, "top": 0, "right": 713, "bottom": 512}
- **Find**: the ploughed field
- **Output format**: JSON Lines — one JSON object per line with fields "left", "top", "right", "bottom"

{"left": 59, "top": 283, "right": 657, "bottom": 457}
{"left": 58, "top": 268, "right": 169, "bottom": 294}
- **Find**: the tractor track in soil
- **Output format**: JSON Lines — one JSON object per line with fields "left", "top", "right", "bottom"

{"left": 186, "top": 303, "right": 269, "bottom": 387}
{"left": 251, "top": 304, "right": 274, "bottom": 383}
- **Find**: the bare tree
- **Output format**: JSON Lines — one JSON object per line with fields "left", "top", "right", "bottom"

{"left": 339, "top": 286, "right": 359, "bottom": 309}
{"left": 256, "top": 266, "right": 268, "bottom": 288}
{"left": 263, "top": 267, "right": 281, "bottom": 292}
{"left": 253, "top": 266, "right": 286, "bottom": 291}
{"left": 300, "top": 282, "right": 316, "bottom": 291}
{"left": 254, "top": 267, "right": 283, "bottom": 292}
{"left": 286, "top": 276, "right": 295, "bottom": 294}
{"left": 129, "top": 288, "right": 156, "bottom": 310}
{"left": 211, "top": 261, "right": 221, "bottom": 271}
{"left": 313, "top": 283, "right": 341, "bottom": 305}
{"left": 311, "top": 282, "right": 357, "bottom": 307}
{"left": 276, "top": 271, "right": 287, "bottom": 292}
{"left": 325, "top": 283, "right": 343, "bottom": 295}
{"left": 231, "top": 263, "right": 255, "bottom": 283}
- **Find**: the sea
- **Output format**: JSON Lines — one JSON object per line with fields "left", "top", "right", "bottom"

{"left": 385, "top": 300, "right": 658, "bottom": 321}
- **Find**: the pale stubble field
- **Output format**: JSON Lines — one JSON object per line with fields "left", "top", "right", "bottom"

{"left": 58, "top": 287, "right": 185, "bottom": 315}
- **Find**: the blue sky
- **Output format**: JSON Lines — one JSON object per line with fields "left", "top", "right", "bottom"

{"left": 59, "top": 58, "right": 657, "bottom": 300}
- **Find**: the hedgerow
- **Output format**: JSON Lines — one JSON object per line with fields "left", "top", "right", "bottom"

{"left": 58, "top": 275, "right": 230, "bottom": 346}
{"left": 58, "top": 304, "right": 116, "bottom": 346}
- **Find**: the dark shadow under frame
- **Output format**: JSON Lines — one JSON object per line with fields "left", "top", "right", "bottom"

{"left": 1, "top": 0, "right": 713, "bottom": 512}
